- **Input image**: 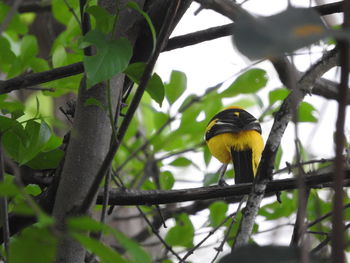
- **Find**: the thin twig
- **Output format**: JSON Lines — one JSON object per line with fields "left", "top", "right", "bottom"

{"left": 308, "top": 203, "right": 350, "bottom": 228}
{"left": 0, "top": 146, "right": 10, "bottom": 259}
{"left": 211, "top": 197, "right": 246, "bottom": 263}
{"left": 331, "top": 1, "right": 350, "bottom": 261}
{"left": 0, "top": 0, "right": 23, "bottom": 35}
{"left": 179, "top": 211, "right": 237, "bottom": 263}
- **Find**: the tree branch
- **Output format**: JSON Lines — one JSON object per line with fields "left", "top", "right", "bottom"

{"left": 96, "top": 169, "right": 350, "bottom": 206}
{"left": 331, "top": 1, "right": 350, "bottom": 261}
{"left": 232, "top": 48, "right": 339, "bottom": 250}
{"left": 0, "top": 62, "right": 84, "bottom": 94}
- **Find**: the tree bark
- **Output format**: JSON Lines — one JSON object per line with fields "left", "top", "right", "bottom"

{"left": 52, "top": 1, "right": 145, "bottom": 262}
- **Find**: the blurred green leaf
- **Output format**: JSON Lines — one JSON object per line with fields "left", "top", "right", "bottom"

{"left": 83, "top": 30, "right": 132, "bottom": 87}
{"left": 124, "top": 63, "right": 165, "bottom": 106}
{"left": 0, "top": 95, "right": 25, "bottom": 116}
{"left": 169, "top": 157, "right": 192, "bottom": 167}
{"left": 165, "top": 213, "right": 194, "bottom": 248}
{"left": 25, "top": 184, "right": 42, "bottom": 196}
{"left": 0, "top": 175, "right": 19, "bottom": 196}
{"left": 222, "top": 69, "right": 268, "bottom": 97}
{"left": 0, "top": 2, "right": 28, "bottom": 34}
{"left": 2, "top": 120, "right": 54, "bottom": 165}
{"left": 268, "top": 88, "right": 289, "bottom": 105}
{"left": 128, "top": 1, "right": 156, "bottom": 54}
{"left": 21, "top": 120, "right": 52, "bottom": 164}
{"left": 72, "top": 233, "right": 128, "bottom": 263}
{"left": 110, "top": 228, "right": 152, "bottom": 263}
{"left": 26, "top": 148, "right": 64, "bottom": 170}
{"left": 52, "top": 45, "right": 68, "bottom": 68}
{"left": 203, "top": 172, "right": 219, "bottom": 186}
{"left": 298, "top": 102, "right": 318, "bottom": 122}
{"left": 9, "top": 226, "right": 57, "bottom": 263}
{"left": 0, "top": 36, "right": 16, "bottom": 71}
{"left": 52, "top": 0, "right": 79, "bottom": 26}
{"left": 146, "top": 73, "right": 164, "bottom": 106}
{"left": 68, "top": 216, "right": 106, "bottom": 232}
{"left": 160, "top": 171, "right": 175, "bottom": 190}
{"left": 209, "top": 201, "right": 228, "bottom": 227}
{"left": 274, "top": 146, "right": 283, "bottom": 170}
{"left": 20, "top": 35, "right": 38, "bottom": 62}
{"left": 84, "top": 97, "right": 107, "bottom": 111}
{"left": 86, "top": 5, "right": 114, "bottom": 33}
{"left": 165, "top": 71, "right": 187, "bottom": 104}
{"left": 0, "top": 115, "right": 18, "bottom": 133}
{"left": 259, "top": 192, "right": 296, "bottom": 220}
{"left": 203, "top": 145, "right": 212, "bottom": 166}
{"left": 29, "top": 57, "right": 50, "bottom": 72}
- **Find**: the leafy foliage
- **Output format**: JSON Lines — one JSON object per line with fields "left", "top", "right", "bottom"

{"left": 0, "top": 1, "right": 347, "bottom": 263}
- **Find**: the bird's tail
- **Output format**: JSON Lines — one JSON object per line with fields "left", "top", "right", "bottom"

{"left": 231, "top": 148, "right": 254, "bottom": 184}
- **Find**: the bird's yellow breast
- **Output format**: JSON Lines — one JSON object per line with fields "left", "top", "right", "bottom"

{"left": 206, "top": 130, "right": 264, "bottom": 174}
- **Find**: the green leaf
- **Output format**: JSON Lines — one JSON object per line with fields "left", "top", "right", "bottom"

{"left": 268, "top": 88, "right": 289, "bottom": 105}
{"left": 0, "top": 96, "right": 25, "bottom": 115}
{"left": 0, "top": 2, "right": 28, "bottom": 34}
{"left": 298, "top": 102, "right": 318, "bottom": 122}
{"left": 110, "top": 228, "right": 152, "bottom": 263}
{"left": 274, "top": 146, "right": 283, "bottom": 170}
{"left": 0, "top": 175, "right": 19, "bottom": 197}
{"left": 233, "top": 7, "right": 328, "bottom": 59}
{"left": 259, "top": 192, "right": 296, "bottom": 220}
{"left": 203, "top": 172, "right": 219, "bottom": 186}
{"left": 25, "top": 184, "right": 42, "bottom": 196}
{"left": 0, "top": 115, "right": 18, "bottom": 133}
{"left": 165, "top": 213, "right": 194, "bottom": 248}
{"left": 2, "top": 120, "right": 53, "bottom": 165}
{"left": 52, "top": 0, "right": 79, "bottom": 26}
{"left": 86, "top": 5, "right": 114, "bottom": 34}
{"left": 2, "top": 127, "right": 24, "bottom": 162}
{"left": 42, "top": 135, "right": 62, "bottom": 151}
{"left": 124, "top": 63, "right": 165, "bottom": 106}
{"left": 203, "top": 145, "right": 212, "bottom": 166}
{"left": 84, "top": 97, "right": 107, "bottom": 111}
{"left": 124, "top": 62, "right": 145, "bottom": 83}
{"left": 222, "top": 68, "right": 268, "bottom": 97}
{"left": 68, "top": 216, "right": 106, "bottom": 232}
{"left": 20, "top": 35, "right": 38, "bottom": 62}
{"left": 83, "top": 30, "right": 132, "bottom": 87}
{"left": 9, "top": 226, "right": 57, "bottom": 263}
{"left": 165, "top": 71, "right": 187, "bottom": 104}
{"left": 0, "top": 36, "right": 16, "bottom": 70}
{"left": 169, "top": 157, "right": 192, "bottom": 167}
{"left": 146, "top": 73, "right": 164, "bottom": 106}
{"left": 29, "top": 57, "right": 50, "bottom": 72}
{"left": 128, "top": 1, "right": 156, "bottom": 54}
{"left": 52, "top": 45, "right": 68, "bottom": 68}
{"left": 21, "top": 120, "right": 52, "bottom": 164}
{"left": 160, "top": 171, "right": 175, "bottom": 190}
{"left": 26, "top": 148, "right": 64, "bottom": 170}
{"left": 72, "top": 233, "right": 128, "bottom": 263}
{"left": 209, "top": 201, "right": 228, "bottom": 227}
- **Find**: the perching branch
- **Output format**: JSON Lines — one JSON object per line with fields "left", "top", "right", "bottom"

{"left": 96, "top": 169, "right": 350, "bottom": 206}
{"left": 232, "top": 47, "right": 339, "bottom": 250}
{"left": 331, "top": 1, "right": 350, "bottom": 261}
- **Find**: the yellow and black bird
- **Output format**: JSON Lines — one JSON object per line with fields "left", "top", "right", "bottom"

{"left": 205, "top": 106, "right": 264, "bottom": 185}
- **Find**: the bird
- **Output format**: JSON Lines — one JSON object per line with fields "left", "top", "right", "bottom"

{"left": 205, "top": 106, "right": 264, "bottom": 185}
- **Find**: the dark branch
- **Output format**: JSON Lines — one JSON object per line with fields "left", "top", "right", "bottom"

{"left": 0, "top": 62, "right": 84, "bottom": 95}
{"left": 163, "top": 23, "right": 233, "bottom": 51}
{"left": 97, "top": 170, "right": 350, "bottom": 206}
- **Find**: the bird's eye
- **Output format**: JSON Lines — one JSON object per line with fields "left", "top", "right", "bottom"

{"left": 233, "top": 112, "right": 240, "bottom": 117}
